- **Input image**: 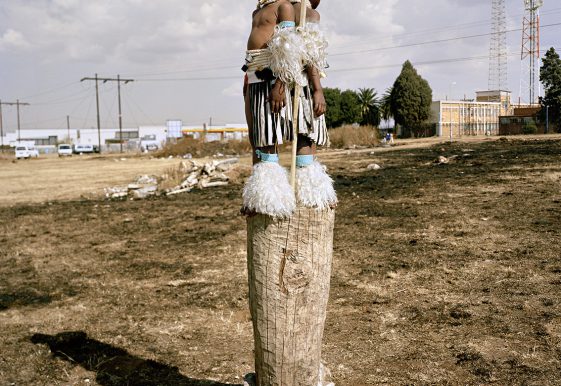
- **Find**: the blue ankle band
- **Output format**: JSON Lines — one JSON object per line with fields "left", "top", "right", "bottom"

{"left": 278, "top": 21, "right": 296, "bottom": 29}
{"left": 256, "top": 150, "right": 279, "bottom": 163}
{"left": 296, "top": 155, "right": 314, "bottom": 167}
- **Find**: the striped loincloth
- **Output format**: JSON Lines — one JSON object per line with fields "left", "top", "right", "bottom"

{"left": 284, "top": 84, "right": 329, "bottom": 147}
{"left": 245, "top": 49, "right": 329, "bottom": 148}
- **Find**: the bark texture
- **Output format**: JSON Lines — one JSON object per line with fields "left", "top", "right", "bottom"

{"left": 247, "top": 207, "right": 335, "bottom": 386}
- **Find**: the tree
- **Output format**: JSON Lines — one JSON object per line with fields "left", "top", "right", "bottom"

{"left": 380, "top": 87, "right": 393, "bottom": 126}
{"left": 340, "top": 90, "right": 361, "bottom": 125}
{"left": 323, "top": 87, "right": 342, "bottom": 129}
{"left": 540, "top": 47, "right": 561, "bottom": 131}
{"left": 357, "top": 88, "right": 381, "bottom": 127}
{"left": 390, "top": 60, "right": 433, "bottom": 136}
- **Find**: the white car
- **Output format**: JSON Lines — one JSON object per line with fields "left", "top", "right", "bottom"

{"left": 15, "top": 145, "right": 39, "bottom": 160}
{"left": 74, "top": 144, "right": 94, "bottom": 154}
{"left": 58, "top": 144, "right": 73, "bottom": 157}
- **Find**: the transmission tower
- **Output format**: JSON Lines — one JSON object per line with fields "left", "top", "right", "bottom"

{"left": 489, "top": 0, "right": 508, "bottom": 94}
{"left": 520, "top": 0, "right": 544, "bottom": 105}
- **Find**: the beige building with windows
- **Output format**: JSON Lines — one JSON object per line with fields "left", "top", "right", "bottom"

{"left": 431, "top": 90, "right": 513, "bottom": 138}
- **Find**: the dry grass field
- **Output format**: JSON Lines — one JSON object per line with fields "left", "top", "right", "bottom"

{"left": 0, "top": 154, "right": 190, "bottom": 205}
{"left": 1, "top": 136, "right": 561, "bottom": 385}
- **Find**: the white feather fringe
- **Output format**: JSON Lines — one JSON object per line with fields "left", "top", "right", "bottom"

{"left": 296, "top": 161, "right": 337, "bottom": 209}
{"left": 243, "top": 162, "right": 296, "bottom": 218}
{"left": 301, "top": 23, "right": 329, "bottom": 74}
{"left": 268, "top": 26, "right": 307, "bottom": 87}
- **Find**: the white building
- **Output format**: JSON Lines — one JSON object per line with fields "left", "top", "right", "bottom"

{"left": 1, "top": 121, "right": 249, "bottom": 153}
{"left": 430, "top": 90, "right": 513, "bottom": 138}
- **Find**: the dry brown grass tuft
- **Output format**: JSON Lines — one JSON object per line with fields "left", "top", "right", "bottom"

{"left": 157, "top": 137, "right": 252, "bottom": 158}
{"left": 328, "top": 125, "right": 379, "bottom": 149}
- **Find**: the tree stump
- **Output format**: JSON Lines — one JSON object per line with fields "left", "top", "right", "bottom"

{"left": 246, "top": 207, "right": 335, "bottom": 386}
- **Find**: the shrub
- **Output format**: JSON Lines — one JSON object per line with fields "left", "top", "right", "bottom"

{"left": 522, "top": 122, "right": 538, "bottom": 135}
{"left": 157, "top": 136, "right": 252, "bottom": 158}
{"left": 328, "top": 125, "right": 379, "bottom": 149}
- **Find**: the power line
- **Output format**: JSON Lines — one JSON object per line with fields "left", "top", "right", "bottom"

{"left": 81, "top": 74, "right": 134, "bottom": 153}
{"left": 129, "top": 22, "right": 561, "bottom": 83}
{"left": 18, "top": 81, "right": 80, "bottom": 100}
{"left": 9, "top": 9, "right": 561, "bottom": 99}
{"left": 1, "top": 100, "right": 30, "bottom": 142}
{"left": 330, "top": 22, "right": 561, "bottom": 57}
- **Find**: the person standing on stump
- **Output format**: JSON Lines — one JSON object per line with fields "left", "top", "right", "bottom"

{"left": 243, "top": 2, "right": 337, "bottom": 386}
{"left": 242, "top": 0, "right": 336, "bottom": 219}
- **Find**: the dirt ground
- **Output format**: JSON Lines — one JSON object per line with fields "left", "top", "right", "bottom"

{"left": 1, "top": 136, "right": 560, "bottom": 385}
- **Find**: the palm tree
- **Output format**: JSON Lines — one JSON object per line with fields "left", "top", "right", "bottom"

{"left": 357, "top": 88, "right": 380, "bottom": 127}
{"left": 380, "top": 87, "right": 393, "bottom": 126}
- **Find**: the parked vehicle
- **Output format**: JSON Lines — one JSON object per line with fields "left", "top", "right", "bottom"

{"left": 74, "top": 144, "right": 94, "bottom": 154}
{"left": 58, "top": 144, "right": 73, "bottom": 157}
{"left": 15, "top": 145, "right": 39, "bottom": 160}
{"left": 140, "top": 135, "right": 159, "bottom": 152}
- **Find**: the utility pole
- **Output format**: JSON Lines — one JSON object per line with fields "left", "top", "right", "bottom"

{"left": 66, "top": 115, "right": 71, "bottom": 142}
{"left": 81, "top": 74, "right": 102, "bottom": 152}
{"left": 117, "top": 75, "right": 124, "bottom": 153}
{"left": 1, "top": 100, "right": 30, "bottom": 143}
{"left": 82, "top": 74, "right": 133, "bottom": 153}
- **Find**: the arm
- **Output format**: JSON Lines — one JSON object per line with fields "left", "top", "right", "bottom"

{"left": 306, "top": 66, "right": 325, "bottom": 117}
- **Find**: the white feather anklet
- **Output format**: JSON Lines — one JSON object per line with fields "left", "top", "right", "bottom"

{"left": 243, "top": 162, "right": 296, "bottom": 218}
{"left": 296, "top": 161, "right": 337, "bottom": 210}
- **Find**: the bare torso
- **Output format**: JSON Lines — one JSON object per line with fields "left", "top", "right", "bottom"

{"left": 247, "top": 0, "right": 295, "bottom": 50}
{"left": 292, "top": 3, "right": 320, "bottom": 24}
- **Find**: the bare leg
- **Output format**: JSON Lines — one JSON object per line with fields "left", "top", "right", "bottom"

{"left": 296, "top": 134, "right": 315, "bottom": 156}
{"left": 246, "top": 91, "right": 279, "bottom": 165}
{"left": 252, "top": 145, "right": 276, "bottom": 165}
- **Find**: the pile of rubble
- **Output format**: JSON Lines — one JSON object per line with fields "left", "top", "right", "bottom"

{"left": 165, "top": 158, "right": 238, "bottom": 196}
{"left": 104, "top": 158, "right": 239, "bottom": 200}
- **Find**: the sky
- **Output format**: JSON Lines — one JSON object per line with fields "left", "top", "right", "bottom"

{"left": 0, "top": 0, "right": 560, "bottom": 131}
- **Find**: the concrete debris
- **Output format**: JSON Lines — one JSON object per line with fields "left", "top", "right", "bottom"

{"left": 203, "top": 162, "right": 216, "bottom": 175}
{"left": 166, "top": 187, "right": 192, "bottom": 196}
{"left": 200, "top": 180, "right": 229, "bottom": 189}
{"left": 105, "top": 158, "right": 240, "bottom": 200}
{"left": 136, "top": 175, "right": 158, "bottom": 185}
{"left": 367, "top": 163, "right": 381, "bottom": 170}
{"left": 104, "top": 187, "right": 128, "bottom": 199}
{"left": 130, "top": 184, "right": 158, "bottom": 199}
{"left": 181, "top": 172, "right": 199, "bottom": 188}
{"left": 166, "top": 159, "right": 239, "bottom": 196}
{"left": 167, "top": 279, "right": 189, "bottom": 287}
{"left": 215, "top": 158, "right": 239, "bottom": 172}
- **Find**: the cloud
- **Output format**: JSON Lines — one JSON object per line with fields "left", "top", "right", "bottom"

{"left": 0, "top": 29, "right": 31, "bottom": 51}
{"left": 0, "top": 0, "right": 557, "bottom": 129}
{"left": 222, "top": 82, "right": 243, "bottom": 98}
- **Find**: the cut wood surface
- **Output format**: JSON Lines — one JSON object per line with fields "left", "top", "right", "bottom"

{"left": 247, "top": 207, "right": 335, "bottom": 386}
